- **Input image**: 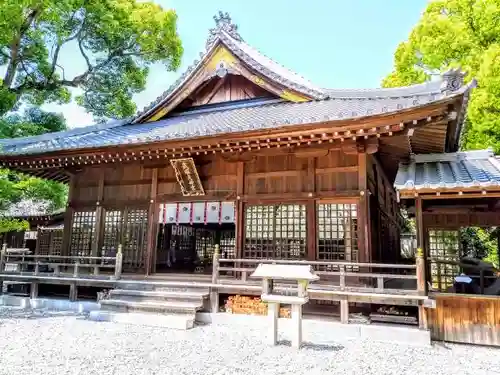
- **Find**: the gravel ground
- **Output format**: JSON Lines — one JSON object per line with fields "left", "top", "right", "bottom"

{"left": 0, "top": 307, "right": 499, "bottom": 375}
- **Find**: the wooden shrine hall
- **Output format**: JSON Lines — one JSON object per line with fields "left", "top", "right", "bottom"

{"left": 0, "top": 12, "right": 475, "bottom": 278}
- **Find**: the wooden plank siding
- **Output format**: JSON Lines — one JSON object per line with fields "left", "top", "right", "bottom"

{"left": 366, "top": 154, "right": 401, "bottom": 263}
{"left": 64, "top": 146, "right": 374, "bottom": 273}
{"left": 428, "top": 294, "right": 500, "bottom": 346}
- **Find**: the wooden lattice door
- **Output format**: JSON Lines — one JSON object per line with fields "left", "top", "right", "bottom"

{"left": 122, "top": 208, "right": 148, "bottom": 270}
{"left": 101, "top": 207, "right": 148, "bottom": 272}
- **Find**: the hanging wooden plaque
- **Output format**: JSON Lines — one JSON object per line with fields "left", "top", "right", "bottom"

{"left": 170, "top": 158, "right": 205, "bottom": 196}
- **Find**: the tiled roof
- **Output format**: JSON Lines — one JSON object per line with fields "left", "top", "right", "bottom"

{"left": 133, "top": 12, "right": 326, "bottom": 121}
{"left": 1, "top": 199, "right": 65, "bottom": 218}
{"left": 0, "top": 84, "right": 467, "bottom": 156}
{"left": 394, "top": 149, "right": 500, "bottom": 191}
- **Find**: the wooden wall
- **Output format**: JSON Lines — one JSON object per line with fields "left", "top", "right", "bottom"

{"left": 64, "top": 147, "right": 381, "bottom": 272}
{"left": 428, "top": 293, "right": 500, "bottom": 346}
{"left": 367, "top": 154, "right": 401, "bottom": 263}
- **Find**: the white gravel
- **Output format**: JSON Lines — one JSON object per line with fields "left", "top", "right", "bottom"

{"left": 0, "top": 307, "right": 499, "bottom": 375}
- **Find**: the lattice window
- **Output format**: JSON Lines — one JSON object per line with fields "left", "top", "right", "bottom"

{"left": 102, "top": 210, "right": 123, "bottom": 257}
{"left": 50, "top": 230, "right": 63, "bottom": 256}
{"left": 70, "top": 211, "right": 96, "bottom": 257}
{"left": 37, "top": 231, "right": 51, "bottom": 255}
{"left": 244, "top": 204, "right": 306, "bottom": 259}
{"left": 429, "top": 230, "right": 461, "bottom": 290}
{"left": 317, "top": 203, "right": 358, "bottom": 263}
{"left": 220, "top": 229, "right": 236, "bottom": 259}
{"left": 122, "top": 208, "right": 148, "bottom": 270}
{"left": 195, "top": 228, "right": 216, "bottom": 264}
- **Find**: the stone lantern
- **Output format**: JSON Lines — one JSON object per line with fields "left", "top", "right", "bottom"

{"left": 251, "top": 264, "right": 319, "bottom": 348}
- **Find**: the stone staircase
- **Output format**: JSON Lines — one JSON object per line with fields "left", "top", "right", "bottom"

{"left": 89, "top": 284, "right": 210, "bottom": 330}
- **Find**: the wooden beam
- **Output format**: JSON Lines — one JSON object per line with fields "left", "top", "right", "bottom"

{"left": 357, "top": 152, "right": 370, "bottom": 263}
{"left": 315, "top": 166, "right": 358, "bottom": 174}
{"left": 236, "top": 162, "right": 245, "bottom": 259}
{"left": 92, "top": 171, "right": 105, "bottom": 257}
{"left": 145, "top": 168, "right": 158, "bottom": 275}
{"left": 61, "top": 174, "right": 76, "bottom": 256}
{"left": 306, "top": 158, "right": 317, "bottom": 261}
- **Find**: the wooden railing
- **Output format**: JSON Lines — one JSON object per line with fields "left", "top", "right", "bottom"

{"left": 0, "top": 243, "right": 123, "bottom": 280}
{"left": 215, "top": 257, "right": 421, "bottom": 294}
{"left": 211, "top": 247, "right": 428, "bottom": 327}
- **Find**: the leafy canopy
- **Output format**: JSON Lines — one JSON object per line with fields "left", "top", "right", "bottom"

{"left": 0, "top": 108, "right": 68, "bottom": 233}
{"left": 383, "top": 0, "right": 500, "bottom": 152}
{"left": 0, "top": 0, "right": 183, "bottom": 119}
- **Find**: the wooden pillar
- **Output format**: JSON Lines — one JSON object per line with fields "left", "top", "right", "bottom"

{"left": 236, "top": 162, "right": 244, "bottom": 259}
{"left": 357, "top": 152, "right": 370, "bottom": 263}
{"left": 92, "top": 171, "right": 105, "bottom": 257}
{"left": 61, "top": 174, "right": 76, "bottom": 256}
{"left": 306, "top": 157, "right": 316, "bottom": 261}
{"left": 415, "top": 197, "right": 428, "bottom": 291}
{"left": 144, "top": 168, "right": 158, "bottom": 276}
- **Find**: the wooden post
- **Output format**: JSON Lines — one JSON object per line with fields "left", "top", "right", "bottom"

{"left": 357, "top": 151, "right": 370, "bottom": 263}
{"left": 235, "top": 162, "right": 244, "bottom": 261}
{"left": 92, "top": 171, "right": 105, "bottom": 257}
{"left": 0, "top": 243, "right": 6, "bottom": 272}
{"left": 61, "top": 174, "right": 76, "bottom": 256}
{"left": 69, "top": 283, "right": 78, "bottom": 301}
{"left": 306, "top": 157, "right": 316, "bottom": 261}
{"left": 416, "top": 247, "right": 428, "bottom": 330}
{"left": 339, "top": 264, "right": 349, "bottom": 323}
{"left": 210, "top": 244, "right": 220, "bottom": 313}
{"left": 30, "top": 282, "right": 38, "bottom": 299}
{"left": 0, "top": 243, "right": 6, "bottom": 293}
{"left": 73, "top": 261, "right": 80, "bottom": 277}
{"left": 114, "top": 244, "right": 123, "bottom": 280}
{"left": 34, "top": 261, "right": 40, "bottom": 276}
{"left": 145, "top": 168, "right": 158, "bottom": 276}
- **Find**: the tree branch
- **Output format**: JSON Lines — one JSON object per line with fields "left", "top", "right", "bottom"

{"left": 3, "top": 9, "right": 40, "bottom": 87}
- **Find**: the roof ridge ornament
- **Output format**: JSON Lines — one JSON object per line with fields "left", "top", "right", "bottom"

{"left": 206, "top": 11, "right": 243, "bottom": 49}
{"left": 440, "top": 68, "right": 466, "bottom": 94}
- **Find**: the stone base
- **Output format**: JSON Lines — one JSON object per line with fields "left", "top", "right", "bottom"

{"left": 88, "top": 310, "right": 195, "bottom": 330}
{"left": 0, "top": 295, "right": 98, "bottom": 312}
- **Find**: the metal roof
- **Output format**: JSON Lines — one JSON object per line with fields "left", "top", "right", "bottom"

{"left": 0, "top": 84, "right": 467, "bottom": 156}
{"left": 394, "top": 149, "right": 500, "bottom": 191}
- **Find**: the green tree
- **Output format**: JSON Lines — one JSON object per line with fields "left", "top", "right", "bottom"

{"left": 383, "top": 0, "right": 500, "bottom": 152}
{"left": 0, "top": 0, "right": 183, "bottom": 119}
{"left": 0, "top": 108, "right": 68, "bottom": 233}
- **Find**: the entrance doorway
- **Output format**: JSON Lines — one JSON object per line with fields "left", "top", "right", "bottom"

{"left": 155, "top": 201, "right": 236, "bottom": 273}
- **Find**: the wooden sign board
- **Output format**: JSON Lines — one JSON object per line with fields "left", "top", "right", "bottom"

{"left": 170, "top": 158, "right": 205, "bottom": 197}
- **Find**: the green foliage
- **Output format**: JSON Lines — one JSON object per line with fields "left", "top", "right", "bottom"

{"left": 0, "top": 0, "right": 182, "bottom": 119}
{"left": 460, "top": 227, "right": 499, "bottom": 268}
{"left": 383, "top": 0, "right": 500, "bottom": 152}
{"left": 0, "top": 108, "right": 68, "bottom": 233}
{"left": 0, "top": 218, "right": 29, "bottom": 234}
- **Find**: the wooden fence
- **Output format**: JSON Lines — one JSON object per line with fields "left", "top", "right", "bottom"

{"left": 0, "top": 243, "right": 123, "bottom": 300}
{"left": 428, "top": 293, "right": 500, "bottom": 346}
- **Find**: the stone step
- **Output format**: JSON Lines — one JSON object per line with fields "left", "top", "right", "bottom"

{"left": 88, "top": 310, "right": 195, "bottom": 330}
{"left": 108, "top": 289, "right": 208, "bottom": 303}
{"left": 100, "top": 299, "right": 203, "bottom": 314}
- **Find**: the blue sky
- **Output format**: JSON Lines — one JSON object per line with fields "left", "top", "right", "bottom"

{"left": 43, "top": 0, "right": 429, "bottom": 127}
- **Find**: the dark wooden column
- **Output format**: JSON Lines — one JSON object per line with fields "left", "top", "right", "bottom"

{"left": 145, "top": 168, "right": 158, "bottom": 275}
{"left": 306, "top": 157, "right": 317, "bottom": 260}
{"left": 61, "top": 173, "right": 76, "bottom": 256}
{"left": 357, "top": 151, "right": 370, "bottom": 263}
{"left": 92, "top": 171, "right": 105, "bottom": 257}
{"left": 415, "top": 197, "right": 428, "bottom": 290}
{"left": 236, "top": 161, "right": 244, "bottom": 259}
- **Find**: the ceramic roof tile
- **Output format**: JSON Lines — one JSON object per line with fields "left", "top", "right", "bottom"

{"left": 0, "top": 88, "right": 464, "bottom": 157}
{"left": 394, "top": 149, "right": 500, "bottom": 191}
